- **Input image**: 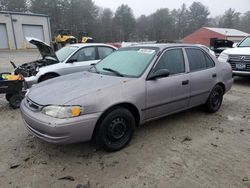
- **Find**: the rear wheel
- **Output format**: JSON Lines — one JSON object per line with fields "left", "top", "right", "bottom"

{"left": 205, "top": 85, "right": 224, "bottom": 113}
{"left": 95, "top": 107, "right": 135, "bottom": 152}
{"left": 5, "top": 93, "right": 13, "bottom": 101}
{"left": 9, "top": 94, "right": 23, "bottom": 109}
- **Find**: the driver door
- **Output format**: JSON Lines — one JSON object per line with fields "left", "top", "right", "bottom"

{"left": 145, "top": 48, "right": 190, "bottom": 120}
{"left": 62, "top": 47, "right": 99, "bottom": 74}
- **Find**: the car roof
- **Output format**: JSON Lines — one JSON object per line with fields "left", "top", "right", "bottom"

{"left": 70, "top": 43, "right": 117, "bottom": 49}
{"left": 125, "top": 43, "right": 205, "bottom": 50}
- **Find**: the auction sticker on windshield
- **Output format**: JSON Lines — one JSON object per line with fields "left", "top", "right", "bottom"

{"left": 138, "top": 49, "right": 155, "bottom": 54}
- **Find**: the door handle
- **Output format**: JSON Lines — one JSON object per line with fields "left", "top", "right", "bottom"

{"left": 182, "top": 80, "right": 189, "bottom": 85}
{"left": 212, "top": 73, "right": 217, "bottom": 78}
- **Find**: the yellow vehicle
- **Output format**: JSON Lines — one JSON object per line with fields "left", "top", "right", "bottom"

{"left": 79, "top": 32, "right": 94, "bottom": 43}
{"left": 54, "top": 30, "right": 77, "bottom": 45}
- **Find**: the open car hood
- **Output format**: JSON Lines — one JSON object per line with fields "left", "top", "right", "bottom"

{"left": 26, "top": 37, "right": 58, "bottom": 61}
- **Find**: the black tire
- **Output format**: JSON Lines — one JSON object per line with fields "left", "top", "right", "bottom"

{"left": 9, "top": 94, "right": 23, "bottom": 109}
{"left": 39, "top": 74, "right": 58, "bottom": 82}
{"left": 205, "top": 85, "right": 224, "bottom": 113}
{"left": 95, "top": 107, "right": 136, "bottom": 152}
{"left": 5, "top": 93, "right": 13, "bottom": 101}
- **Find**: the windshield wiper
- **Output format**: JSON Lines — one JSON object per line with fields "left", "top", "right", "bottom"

{"left": 103, "top": 68, "right": 124, "bottom": 77}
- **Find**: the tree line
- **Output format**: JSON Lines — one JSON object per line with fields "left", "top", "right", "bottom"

{"left": 1, "top": 0, "right": 250, "bottom": 42}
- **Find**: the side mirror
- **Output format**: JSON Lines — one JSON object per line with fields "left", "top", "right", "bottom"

{"left": 232, "top": 43, "right": 238, "bottom": 48}
{"left": 67, "top": 59, "right": 77, "bottom": 63}
{"left": 148, "top": 69, "right": 170, "bottom": 80}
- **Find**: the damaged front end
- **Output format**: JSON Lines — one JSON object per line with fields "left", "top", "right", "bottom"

{"left": 14, "top": 58, "right": 58, "bottom": 77}
{"left": 14, "top": 37, "right": 59, "bottom": 77}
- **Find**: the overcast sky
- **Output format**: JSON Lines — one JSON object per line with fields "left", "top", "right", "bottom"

{"left": 94, "top": 0, "right": 250, "bottom": 17}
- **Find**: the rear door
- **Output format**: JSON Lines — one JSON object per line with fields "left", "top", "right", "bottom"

{"left": 145, "top": 48, "right": 190, "bottom": 120}
{"left": 184, "top": 48, "right": 217, "bottom": 107}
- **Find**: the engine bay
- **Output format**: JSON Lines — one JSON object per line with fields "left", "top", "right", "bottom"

{"left": 14, "top": 58, "right": 58, "bottom": 77}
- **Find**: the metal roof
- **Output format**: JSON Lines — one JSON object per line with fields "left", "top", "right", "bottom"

{"left": 0, "top": 11, "right": 49, "bottom": 17}
{"left": 204, "top": 27, "right": 249, "bottom": 37}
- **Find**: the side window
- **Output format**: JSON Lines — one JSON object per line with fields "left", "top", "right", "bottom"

{"left": 186, "top": 48, "right": 211, "bottom": 72}
{"left": 71, "top": 47, "right": 96, "bottom": 62}
{"left": 98, "top": 47, "right": 114, "bottom": 59}
{"left": 205, "top": 54, "right": 215, "bottom": 68}
{"left": 154, "top": 48, "right": 185, "bottom": 75}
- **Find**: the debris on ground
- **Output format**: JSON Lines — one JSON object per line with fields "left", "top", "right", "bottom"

{"left": 242, "top": 177, "right": 249, "bottom": 182}
{"left": 10, "top": 164, "right": 20, "bottom": 169}
{"left": 76, "top": 182, "right": 90, "bottom": 188}
{"left": 58, "top": 176, "right": 75, "bottom": 181}
{"left": 181, "top": 136, "right": 192, "bottom": 143}
{"left": 23, "top": 157, "right": 30, "bottom": 162}
{"left": 211, "top": 143, "right": 218, "bottom": 148}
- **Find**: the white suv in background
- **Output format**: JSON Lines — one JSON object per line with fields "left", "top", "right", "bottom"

{"left": 218, "top": 36, "right": 250, "bottom": 76}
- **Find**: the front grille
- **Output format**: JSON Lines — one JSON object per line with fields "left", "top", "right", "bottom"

{"left": 228, "top": 55, "right": 250, "bottom": 72}
{"left": 26, "top": 98, "right": 43, "bottom": 111}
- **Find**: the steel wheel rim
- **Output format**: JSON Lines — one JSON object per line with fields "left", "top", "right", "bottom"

{"left": 107, "top": 117, "right": 128, "bottom": 141}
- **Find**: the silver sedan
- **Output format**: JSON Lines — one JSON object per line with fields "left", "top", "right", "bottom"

{"left": 20, "top": 44, "right": 233, "bottom": 151}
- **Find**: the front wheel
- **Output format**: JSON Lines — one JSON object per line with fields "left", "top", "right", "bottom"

{"left": 95, "top": 107, "right": 135, "bottom": 152}
{"left": 205, "top": 85, "right": 224, "bottom": 113}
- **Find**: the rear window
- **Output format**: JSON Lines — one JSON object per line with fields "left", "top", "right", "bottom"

{"left": 186, "top": 48, "right": 214, "bottom": 72}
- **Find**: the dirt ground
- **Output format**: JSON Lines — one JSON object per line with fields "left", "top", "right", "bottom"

{"left": 0, "top": 51, "right": 250, "bottom": 188}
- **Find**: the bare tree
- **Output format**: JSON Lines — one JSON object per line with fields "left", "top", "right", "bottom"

{"left": 0, "top": 0, "right": 27, "bottom": 11}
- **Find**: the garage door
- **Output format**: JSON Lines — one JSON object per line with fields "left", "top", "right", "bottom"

{"left": 22, "top": 25, "right": 44, "bottom": 48}
{"left": 0, "top": 24, "right": 9, "bottom": 49}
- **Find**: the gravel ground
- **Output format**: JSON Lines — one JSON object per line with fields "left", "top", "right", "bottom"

{"left": 0, "top": 51, "right": 250, "bottom": 188}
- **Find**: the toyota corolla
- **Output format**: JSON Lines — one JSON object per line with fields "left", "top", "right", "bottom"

{"left": 20, "top": 44, "right": 233, "bottom": 151}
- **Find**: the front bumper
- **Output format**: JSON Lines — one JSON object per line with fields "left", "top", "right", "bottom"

{"left": 24, "top": 76, "right": 39, "bottom": 88}
{"left": 233, "top": 70, "right": 250, "bottom": 77}
{"left": 20, "top": 99, "right": 101, "bottom": 144}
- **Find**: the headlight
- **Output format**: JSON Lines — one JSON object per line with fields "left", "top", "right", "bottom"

{"left": 41, "top": 105, "right": 83, "bottom": 119}
{"left": 25, "top": 89, "right": 30, "bottom": 97}
{"left": 35, "top": 66, "right": 39, "bottom": 73}
{"left": 218, "top": 53, "right": 229, "bottom": 62}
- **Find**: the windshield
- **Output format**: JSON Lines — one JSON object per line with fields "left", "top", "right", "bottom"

{"left": 238, "top": 37, "right": 250, "bottom": 47}
{"left": 55, "top": 46, "right": 79, "bottom": 62}
{"left": 95, "top": 47, "right": 158, "bottom": 77}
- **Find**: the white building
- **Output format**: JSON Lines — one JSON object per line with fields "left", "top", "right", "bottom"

{"left": 0, "top": 11, "right": 51, "bottom": 50}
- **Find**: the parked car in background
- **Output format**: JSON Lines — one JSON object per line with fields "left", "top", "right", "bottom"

{"left": 218, "top": 36, "right": 250, "bottom": 76}
{"left": 20, "top": 44, "right": 233, "bottom": 152}
{"left": 210, "top": 38, "right": 234, "bottom": 57}
{"left": 14, "top": 37, "right": 117, "bottom": 87}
